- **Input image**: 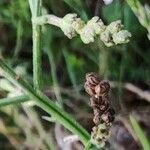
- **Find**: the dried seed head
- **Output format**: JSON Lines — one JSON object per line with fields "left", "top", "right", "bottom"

{"left": 85, "top": 72, "right": 100, "bottom": 85}
{"left": 84, "top": 72, "right": 100, "bottom": 96}
{"left": 95, "top": 81, "right": 110, "bottom": 97}
{"left": 101, "top": 109, "right": 115, "bottom": 126}
{"left": 91, "top": 96, "right": 109, "bottom": 113}
{"left": 93, "top": 112, "right": 101, "bottom": 125}
{"left": 90, "top": 96, "right": 104, "bottom": 108}
{"left": 84, "top": 82, "right": 96, "bottom": 97}
{"left": 84, "top": 72, "right": 115, "bottom": 148}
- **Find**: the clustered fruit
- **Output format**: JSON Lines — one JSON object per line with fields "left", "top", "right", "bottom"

{"left": 84, "top": 72, "right": 115, "bottom": 147}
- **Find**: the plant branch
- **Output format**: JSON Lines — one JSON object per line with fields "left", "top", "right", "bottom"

{"left": 34, "top": 14, "right": 62, "bottom": 27}
{"left": 29, "top": 0, "right": 42, "bottom": 90}
{"left": 0, "top": 59, "right": 91, "bottom": 146}
{"left": 33, "top": 14, "right": 131, "bottom": 46}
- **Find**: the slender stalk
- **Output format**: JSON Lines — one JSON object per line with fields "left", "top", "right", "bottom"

{"left": 98, "top": 41, "right": 109, "bottom": 78}
{"left": 0, "top": 59, "right": 91, "bottom": 146}
{"left": 63, "top": 48, "right": 80, "bottom": 95}
{"left": 34, "top": 15, "right": 62, "bottom": 27}
{"left": 47, "top": 48, "right": 63, "bottom": 108}
{"left": 29, "top": 0, "right": 42, "bottom": 90}
{"left": 14, "top": 21, "right": 23, "bottom": 58}
{"left": 0, "top": 95, "right": 28, "bottom": 107}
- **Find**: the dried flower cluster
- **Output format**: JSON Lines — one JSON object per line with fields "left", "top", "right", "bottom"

{"left": 84, "top": 72, "right": 115, "bottom": 147}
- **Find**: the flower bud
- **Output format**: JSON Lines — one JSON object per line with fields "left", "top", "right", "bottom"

{"left": 61, "top": 14, "right": 78, "bottom": 39}
{"left": 91, "top": 123, "right": 110, "bottom": 147}
{"left": 113, "top": 30, "right": 131, "bottom": 44}
{"left": 80, "top": 26, "right": 95, "bottom": 44}
{"left": 72, "top": 18, "right": 85, "bottom": 33}
{"left": 89, "top": 16, "right": 106, "bottom": 34}
{"left": 107, "top": 20, "right": 123, "bottom": 34}
{"left": 100, "top": 30, "right": 114, "bottom": 47}
{"left": 80, "top": 17, "right": 106, "bottom": 44}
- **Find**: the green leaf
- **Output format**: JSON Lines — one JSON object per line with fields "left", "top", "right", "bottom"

{"left": 130, "top": 115, "right": 150, "bottom": 150}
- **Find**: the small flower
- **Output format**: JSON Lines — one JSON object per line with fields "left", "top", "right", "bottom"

{"left": 89, "top": 16, "right": 106, "bottom": 34}
{"left": 107, "top": 20, "right": 123, "bottom": 34}
{"left": 91, "top": 123, "right": 110, "bottom": 147}
{"left": 80, "top": 17, "right": 106, "bottom": 44}
{"left": 80, "top": 26, "right": 95, "bottom": 43}
{"left": 112, "top": 30, "right": 131, "bottom": 44}
{"left": 72, "top": 17, "right": 85, "bottom": 33}
{"left": 60, "top": 14, "right": 79, "bottom": 39}
{"left": 100, "top": 30, "right": 114, "bottom": 47}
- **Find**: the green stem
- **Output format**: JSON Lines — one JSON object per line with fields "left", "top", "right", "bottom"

{"left": 47, "top": 47, "right": 63, "bottom": 108}
{"left": 34, "top": 15, "right": 62, "bottom": 27}
{"left": 98, "top": 41, "right": 109, "bottom": 78}
{"left": 14, "top": 20, "right": 23, "bottom": 58}
{"left": 32, "top": 24, "right": 42, "bottom": 90}
{"left": 0, "top": 59, "right": 91, "bottom": 146}
{"left": 0, "top": 95, "right": 28, "bottom": 107}
{"left": 29, "top": 0, "right": 42, "bottom": 90}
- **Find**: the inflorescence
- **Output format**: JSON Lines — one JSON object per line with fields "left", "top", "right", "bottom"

{"left": 35, "top": 13, "right": 131, "bottom": 47}
{"left": 84, "top": 72, "right": 115, "bottom": 147}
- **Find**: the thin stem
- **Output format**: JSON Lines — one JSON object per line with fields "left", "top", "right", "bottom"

{"left": 0, "top": 95, "right": 28, "bottom": 107}
{"left": 98, "top": 41, "right": 109, "bottom": 78}
{"left": 29, "top": 0, "right": 42, "bottom": 90}
{"left": 46, "top": 47, "right": 63, "bottom": 108}
{"left": 62, "top": 48, "right": 80, "bottom": 95}
{"left": 34, "top": 15, "right": 62, "bottom": 27}
{"left": 14, "top": 20, "right": 23, "bottom": 58}
{"left": 0, "top": 59, "right": 91, "bottom": 146}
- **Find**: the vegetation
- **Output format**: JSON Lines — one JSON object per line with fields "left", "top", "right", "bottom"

{"left": 0, "top": 0, "right": 150, "bottom": 149}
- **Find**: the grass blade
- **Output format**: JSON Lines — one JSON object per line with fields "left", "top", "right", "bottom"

{"left": 130, "top": 115, "right": 150, "bottom": 150}
{"left": 0, "top": 95, "right": 28, "bottom": 107}
{"left": 0, "top": 59, "right": 91, "bottom": 146}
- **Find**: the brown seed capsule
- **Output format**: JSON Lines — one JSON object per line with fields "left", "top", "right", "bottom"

{"left": 93, "top": 111, "right": 101, "bottom": 125}
{"left": 101, "top": 113, "right": 110, "bottom": 125}
{"left": 85, "top": 72, "right": 100, "bottom": 86}
{"left": 84, "top": 82, "right": 96, "bottom": 96}
{"left": 90, "top": 96, "right": 102, "bottom": 108}
{"left": 95, "top": 81, "right": 110, "bottom": 97}
{"left": 84, "top": 72, "right": 100, "bottom": 96}
{"left": 101, "top": 109, "right": 115, "bottom": 126}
